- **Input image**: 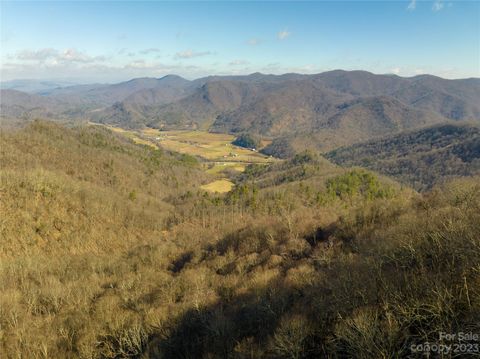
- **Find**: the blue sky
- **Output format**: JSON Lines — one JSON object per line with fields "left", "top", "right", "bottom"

{"left": 1, "top": 1, "right": 479, "bottom": 82}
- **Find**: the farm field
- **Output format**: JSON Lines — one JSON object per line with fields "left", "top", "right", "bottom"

{"left": 140, "top": 128, "right": 271, "bottom": 163}
{"left": 142, "top": 129, "right": 273, "bottom": 193}
{"left": 91, "top": 123, "right": 274, "bottom": 193}
{"left": 204, "top": 162, "right": 246, "bottom": 174}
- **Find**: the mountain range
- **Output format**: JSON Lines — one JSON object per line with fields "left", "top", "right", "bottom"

{"left": 2, "top": 70, "right": 479, "bottom": 153}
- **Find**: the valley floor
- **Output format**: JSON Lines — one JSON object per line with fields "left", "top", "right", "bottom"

{"left": 94, "top": 123, "right": 274, "bottom": 193}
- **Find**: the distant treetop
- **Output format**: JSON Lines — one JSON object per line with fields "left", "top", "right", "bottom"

{"left": 232, "top": 133, "right": 261, "bottom": 149}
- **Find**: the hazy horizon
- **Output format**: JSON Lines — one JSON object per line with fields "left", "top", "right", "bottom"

{"left": 3, "top": 68, "right": 480, "bottom": 87}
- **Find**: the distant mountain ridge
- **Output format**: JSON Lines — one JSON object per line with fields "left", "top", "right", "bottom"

{"left": 2, "top": 70, "right": 479, "bottom": 152}
{"left": 0, "top": 79, "right": 78, "bottom": 93}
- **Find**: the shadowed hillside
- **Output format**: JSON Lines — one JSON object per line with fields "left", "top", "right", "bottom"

{"left": 326, "top": 123, "right": 480, "bottom": 190}
{"left": 95, "top": 71, "right": 480, "bottom": 134}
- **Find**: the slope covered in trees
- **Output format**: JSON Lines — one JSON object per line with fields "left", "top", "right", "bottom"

{"left": 327, "top": 123, "right": 480, "bottom": 190}
{"left": 232, "top": 133, "right": 261, "bottom": 149}
{"left": 1, "top": 121, "right": 479, "bottom": 358}
{"left": 2, "top": 71, "right": 479, "bottom": 152}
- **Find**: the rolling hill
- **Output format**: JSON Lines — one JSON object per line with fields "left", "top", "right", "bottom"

{"left": 0, "top": 89, "right": 69, "bottom": 120}
{"left": 326, "top": 123, "right": 480, "bottom": 190}
{"left": 42, "top": 75, "right": 192, "bottom": 106}
{"left": 2, "top": 120, "right": 479, "bottom": 358}
{"left": 2, "top": 70, "right": 479, "bottom": 153}
{"left": 91, "top": 70, "right": 480, "bottom": 151}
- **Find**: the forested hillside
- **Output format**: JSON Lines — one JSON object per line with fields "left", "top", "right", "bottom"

{"left": 327, "top": 123, "right": 480, "bottom": 190}
{"left": 1, "top": 121, "right": 479, "bottom": 358}
{"left": 0, "top": 121, "right": 208, "bottom": 254}
{"left": 3, "top": 71, "right": 479, "bottom": 152}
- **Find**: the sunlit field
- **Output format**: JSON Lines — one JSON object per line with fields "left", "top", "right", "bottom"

{"left": 200, "top": 178, "right": 235, "bottom": 193}
{"left": 91, "top": 124, "right": 274, "bottom": 192}
{"left": 141, "top": 128, "right": 271, "bottom": 162}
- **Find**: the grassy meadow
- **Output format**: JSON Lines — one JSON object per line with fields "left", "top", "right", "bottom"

{"left": 140, "top": 128, "right": 271, "bottom": 163}
{"left": 200, "top": 179, "right": 235, "bottom": 193}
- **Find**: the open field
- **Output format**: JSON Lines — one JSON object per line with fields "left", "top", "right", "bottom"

{"left": 90, "top": 123, "right": 274, "bottom": 193}
{"left": 95, "top": 124, "right": 272, "bottom": 164}
{"left": 204, "top": 162, "right": 246, "bottom": 174}
{"left": 142, "top": 129, "right": 273, "bottom": 192}
{"left": 141, "top": 128, "right": 271, "bottom": 163}
{"left": 200, "top": 179, "right": 235, "bottom": 193}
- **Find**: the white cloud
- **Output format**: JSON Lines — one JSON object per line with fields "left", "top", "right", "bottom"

{"left": 277, "top": 30, "right": 291, "bottom": 40}
{"left": 175, "top": 50, "right": 211, "bottom": 59}
{"left": 390, "top": 67, "right": 401, "bottom": 75}
{"left": 61, "top": 48, "right": 105, "bottom": 63}
{"left": 14, "top": 48, "right": 105, "bottom": 64}
{"left": 432, "top": 0, "right": 444, "bottom": 11}
{"left": 407, "top": 0, "right": 416, "bottom": 11}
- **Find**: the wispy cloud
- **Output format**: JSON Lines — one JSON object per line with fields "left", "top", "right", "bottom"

{"left": 176, "top": 31, "right": 187, "bottom": 39}
{"left": 139, "top": 48, "right": 161, "bottom": 55}
{"left": 16, "top": 48, "right": 58, "bottom": 61}
{"left": 432, "top": 0, "right": 444, "bottom": 12}
{"left": 390, "top": 67, "right": 401, "bottom": 75}
{"left": 124, "top": 59, "right": 148, "bottom": 69}
{"left": 175, "top": 50, "right": 211, "bottom": 59}
{"left": 247, "top": 38, "right": 261, "bottom": 46}
{"left": 407, "top": 0, "right": 416, "bottom": 11}
{"left": 62, "top": 48, "right": 105, "bottom": 63}
{"left": 229, "top": 59, "right": 249, "bottom": 66}
{"left": 277, "top": 29, "right": 291, "bottom": 40}
{"left": 15, "top": 48, "right": 105, "bottom": 64}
